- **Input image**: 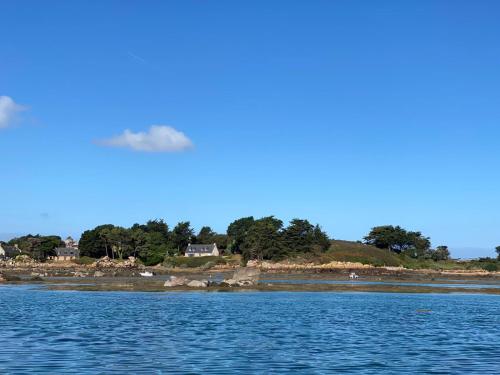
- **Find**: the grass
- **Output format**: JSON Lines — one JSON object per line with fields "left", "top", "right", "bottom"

{"left": 73, "top": 256, "right": 96, "bottom": 265}
{"left": 320, "top": 240, "right": 403, "bottom": 267}
{"left": 291, "top": 241, "right": 500, "bottom": 271}
{"left": 163, "top": 256, "right": 227, "bottom": 268}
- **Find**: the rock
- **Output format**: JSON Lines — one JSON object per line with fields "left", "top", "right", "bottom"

{"left": 223, "top": 267, "right": 261, "bottom": 287}
{"left": 73, "top": 271, "right": 86, "bottom": 278}
{"left": 246, "top": 260, "right": 260, "bottom": 268}
{"left": 164, "top": 276, "right": 189, "bottom": 287}
{"left": 0, "top": 273, "right": 6, "bottom": 282}
{"left": 31, "top": 272, "right": 41, "bottom": 277}
{"left": 222, "top": 278, "right": 238, "bottom": 286}
{"left": 94, "top": 271, "right": 105, "bottom": 277}
{"left": 187, "top": 279, "right": 208, "bottom": 288}
{"left": 14, "top": 255, "right": 37, "bottom": 266}
{"left": 90, "top": 256, "right": 138, "bottom": 269}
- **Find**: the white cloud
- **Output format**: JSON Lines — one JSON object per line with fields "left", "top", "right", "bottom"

{"left": 0, "top": 96, "right": 26, "bottom": 129}
{"left": 98, "top": 125, "right": 193, "bottom": 152}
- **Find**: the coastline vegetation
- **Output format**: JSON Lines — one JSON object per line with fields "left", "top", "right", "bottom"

{"left": 2, "top": 218, "right": 499, "bottom": 272}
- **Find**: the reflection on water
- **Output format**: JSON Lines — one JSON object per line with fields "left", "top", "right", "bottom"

{"left": 0, "top": 286, "right": 499, "bottom": 374}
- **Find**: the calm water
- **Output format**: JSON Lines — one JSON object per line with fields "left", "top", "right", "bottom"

{"left": 262, "top": 279, "right": 500, "bottom": 289}
{"left": 0, "top": 286, "right": 499, "bottom": 374}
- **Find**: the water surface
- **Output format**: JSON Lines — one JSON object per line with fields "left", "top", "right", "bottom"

{"left": 0, "top": 285, "right": 499, "bottom": 374}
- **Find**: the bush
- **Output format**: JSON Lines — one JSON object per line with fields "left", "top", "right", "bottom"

{"left": 142, "top": 253, "right": 165, "bottom": 266}
{"left": 73, "top": 256, "right": 96, "bottom": 265}
{"left": 481, "top": 263, "right": 498, "bottom": 272}
{"left": 163, "top": 256, "right": 226, "bottom": 268}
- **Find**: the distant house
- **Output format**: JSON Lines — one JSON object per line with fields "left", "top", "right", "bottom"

{"left": 63, "top": 236, "right": 78, "bottom": 249}
{"left": 185, "top": 243, "right": 219, "bottom": 257}
{"left": 54, "top": 247, "right": 80, "bottom": 261}
{"left": 0, "top": 243, "right": 21, "bottom": 260}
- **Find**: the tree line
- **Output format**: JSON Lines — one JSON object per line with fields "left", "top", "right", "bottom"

{"left": 4, "top": 235, "right": 63, "bottom": 261}
{"left": 78, "top": 216, "right": 331, "bottom": 265}
{"left": 364, "top": 225, "right": 451, "bottom": 261}
{"left": 4, "top": 221, "right": 500, "bottom": 265}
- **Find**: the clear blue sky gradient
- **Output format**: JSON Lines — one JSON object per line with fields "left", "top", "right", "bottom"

{"left": 1, "top": 1, "right": 499, "bottom": 258}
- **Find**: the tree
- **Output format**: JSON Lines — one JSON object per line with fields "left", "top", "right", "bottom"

{"left": 227, "top": 216, "right": 255, "bottom": 253}
{"left": 431, "top": 246, "right": 451, "bottom": 261}
{"left": 107, "top": 226, "right": 132, "bottom": 259}
{"left": 195, "top": 226, "right": 216, "bottom": 244}
{"left": 79, "top": 224, "right": 115, "bottom": 258}
{"left": 282, "top": 219, "right": 315, "bottom": 253}
{"left": 241, "top": 216, "right": 284, "bottom": 262}
{"left": 212, "top": 233, "right": 228, "bottom": 250}
{"left": 143, "top": 219, "right": 170, "bottom": 241}
{"left": 496, "top": 246, "right": 500, "bottom": 260}
{"left": 364, "top": 225, "right": 430, "bottom": 255}
{"left": 8, "top": 234, "right": 63, "bottom": 261}
{"left": 171, "top": 222, "right": 194, "bottom": 254}
{"left": 313, "top": 224, "right": 331, "bottom": 252}
{"left": 99, "top": 227, "right": 114, "bottom": 258}
{"left": 129, "top": 228, "right": 148, "bottom": 258}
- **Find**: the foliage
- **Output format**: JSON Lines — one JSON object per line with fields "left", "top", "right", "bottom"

{"left": 79, "top": 224, "right": 115, "bottom": 258}
{"left": 8, "top": 234, "right": 63, "bottom": 261}
{"left": 481, "top": 262, "right": 498, "bottom": 272}
{"left": 241, "top": 216, "right": 284, "bottom": 262}
{"left": 195, "top": 226, "right": 217, "bottom": 244}
{"left": 79, "top": 219, "right": 232, "bottom": 265}
{"left": 163, "top": 256, "right": 226, "bottom": 268}
{"left": 170, "top": 222, "right": 194, "bottom": 254}
{"left": 364, "top": 225, "right": 431, "bottom": 255}
{"left": 141, "top": 253, "right": 165, "bottom": 266}
{"left": 227, "top": 216, "right": 255, "bottom": 253}
{"left": 73, "top": 256, "right": 96, "bottom": 265}
{"left": 496, "top": 246, "right": 500, "bottom": 260}
{"left": 430, "top": 246, "right": 451, "bottom": 261}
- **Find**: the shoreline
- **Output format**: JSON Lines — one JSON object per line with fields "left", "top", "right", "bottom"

{"left": 2, "top": 268, "right": 500, "bottom": 294}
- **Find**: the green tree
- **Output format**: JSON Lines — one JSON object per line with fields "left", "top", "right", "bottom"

{"left": 195, "top": 226, "right": 216, "bottom": 244}
{"left": 79, "top": 224, "right": 115, "bottom": 258}
{"left": 8, "top": 234, "right": 63, "bottom": 261}
{"left": 143, "top": 219, "right": 170, "bottom": 241}
{"left": 241, "top": 216, "right": 284, "bottom": 262}
{"left": 99, "top": 227, "right": 114, "bottom": 258}
{"left": 107, "top": 226, "right": 131, "bottom": 259}
{"left": 171, "top": 222, "right": 194, "bottom": 254}
{"left": 313, "top": 224, "right": 331, "bottom": 251}
{"left": 496, "top": 246, "right": 500, "bottom": 260}
{"left": 282, "top": 219, "right": 315, "bottom": 253}
{"left": 212, "top": 233, "right": 228, "bottom": 250}
{"left": 431, "top": 245, "right": 451, "bottom": 261}
{"left": 364, "top": 225, "right": 430, "bottom": 255}
{"left": 227, "top": 216, "right": 255, "bottom": 253}
{"left": 129, "top": 228, "right": 148, "bottom": 258}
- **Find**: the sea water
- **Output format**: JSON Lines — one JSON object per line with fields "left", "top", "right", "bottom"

{"left": 0, "top": 285, "right": 499, "bottom": 374}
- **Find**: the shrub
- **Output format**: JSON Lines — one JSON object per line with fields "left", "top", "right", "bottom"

{"left": 481, "top": 263, "right": 498, "bottom": 272}
{"left": 73, "top": 256, "right": 96, "bottom": 265}
{"left": 142, "top": 253, "right": 165, "bottom": 267}
{"left": 163, "top": 256, "right": 226, "bottom": 268}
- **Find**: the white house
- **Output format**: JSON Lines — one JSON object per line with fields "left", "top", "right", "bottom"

{"left": 185, "top": 243, "right": 219, "bottom": 257}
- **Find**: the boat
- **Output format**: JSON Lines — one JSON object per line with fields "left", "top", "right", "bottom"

{"left": 139, "top": 271, "right": 154, "bottom": 277}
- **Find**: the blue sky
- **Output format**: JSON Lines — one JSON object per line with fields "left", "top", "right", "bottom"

{"left": 1, "top": 1, "right": 499, "bottom": 258}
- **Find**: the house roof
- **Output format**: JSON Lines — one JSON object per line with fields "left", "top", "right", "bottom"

{"left": 55, "top": 247, "right": 80, "bottom": 257}
{"left": 185, "top": 243, "right": 217, "bottom": 254}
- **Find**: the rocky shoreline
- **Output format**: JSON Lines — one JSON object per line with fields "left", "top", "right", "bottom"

{"left": 1, "top": 256, "right": 500, "bottom": 294}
